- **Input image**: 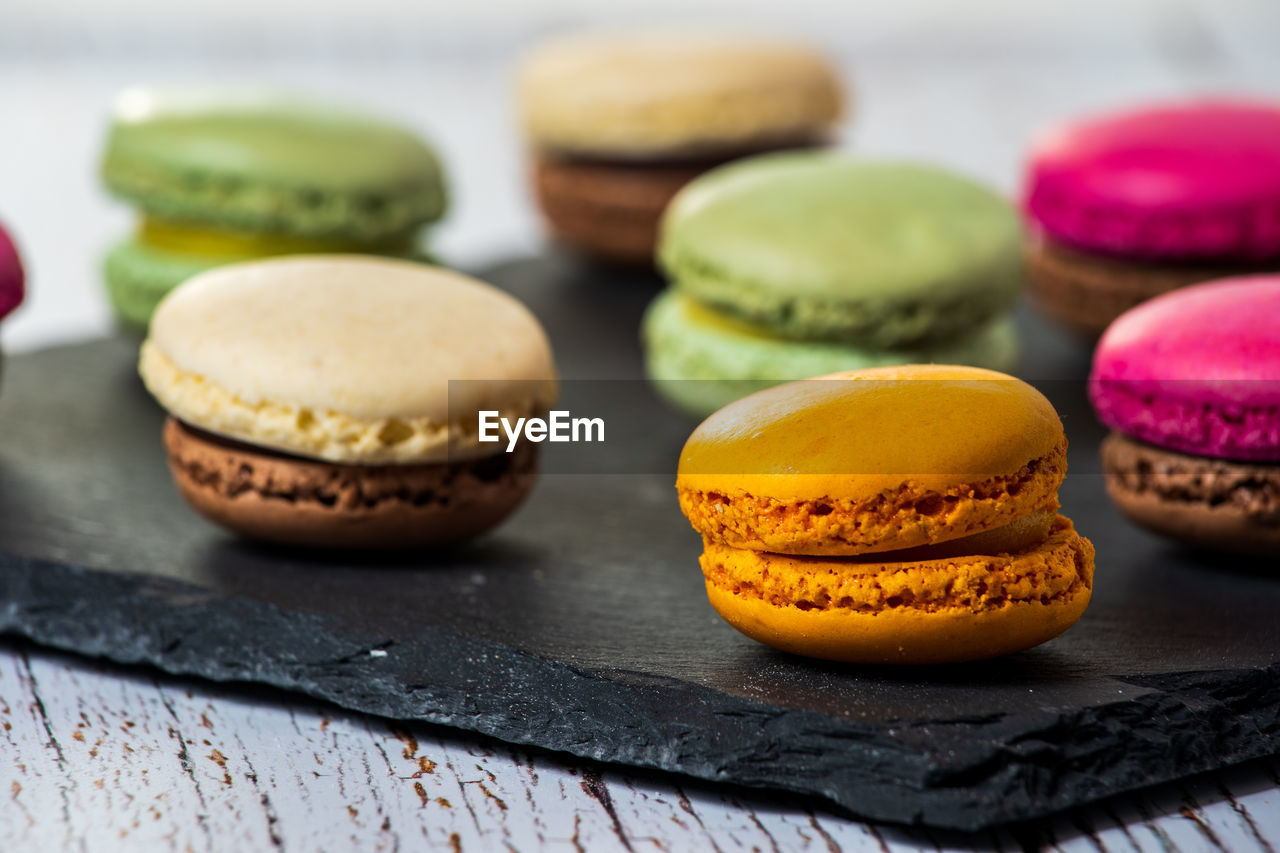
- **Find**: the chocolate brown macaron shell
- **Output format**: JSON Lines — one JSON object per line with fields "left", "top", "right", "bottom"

{"left": 164, "top": 419, "right": 538, "bottom": 549}
{"left": 1026, "top": 236, "right": 1270, "bottom": 337}
{"left": 518, "top": 36, "right": 844, "bottom": 264}
{"left": 1101, "top": 432, "right": 1280, "bottom": 556}
{"left": 532, "top": 154, "right": 713, "bottom": 264}
{"left": 532, "top": 141, "right": 827, "bottom": 264}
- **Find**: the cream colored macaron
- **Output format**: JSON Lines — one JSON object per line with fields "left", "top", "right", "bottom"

{"left": 139, "top": 255, "right": 558, "bottom": 549}
{"left": 142, "top": 255, "right": 556, "bottom": 464}
{"left": 517, "top": 33, "right": 845, "bottom": 158}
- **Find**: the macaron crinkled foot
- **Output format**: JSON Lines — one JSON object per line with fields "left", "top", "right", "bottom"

{"left": 676, "top": 365, "right": 1095, "bottom": 665}
{"left": 517, "top": 34, "right": 845, "bottom": 263}
{"left": 1090, "top": 275, "right": 1280, "bottom": 555}
{"left": 138, "top": 256, "right": 557, "bottom": 549}
{"left": 101, "top": 88, "right": 448, "bottom": 327}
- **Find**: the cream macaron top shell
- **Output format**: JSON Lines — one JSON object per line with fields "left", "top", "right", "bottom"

{"left": 517, "top": 33, "right": 844, "bottom": 158}
{"left": 140, "top": 256, "right": 557, "bottom": 464}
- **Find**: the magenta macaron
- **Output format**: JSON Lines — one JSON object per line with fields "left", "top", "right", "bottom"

{"left": 1090, "top": 274, "right": 1280, "bottom": 555}
{"left": 0, "top": 220, "right": 24, "bottom": 393}
{"left": 0, "top": 222, "right": 23, "bottom": 322}
{"left": 1023, "top": 99, "right": 1280, "bottom": 335}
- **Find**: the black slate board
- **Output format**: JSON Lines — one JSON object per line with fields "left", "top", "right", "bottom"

{"left": 2, "top": 252, "right": 1279, "bottom": 831}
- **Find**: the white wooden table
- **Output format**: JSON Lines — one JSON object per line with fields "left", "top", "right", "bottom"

{"left": 3, "top": 5, "right": 1280, "bottom": 848}
{"left": 4, "top": 643, "right": 1280, "bottom": 852}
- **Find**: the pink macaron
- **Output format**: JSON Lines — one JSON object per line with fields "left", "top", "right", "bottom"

{"left": 1091, "top": 275, "right": 1280, "bottom": 460}
{"left": 0, "top": 222, "right": 23, "bottom": 321}
{"left": 1027, "top": 99, "right": 1280, "bottom": 261}
{"left": 1023, "top": 99, "right": 1280, "bottom": 336}
{"left": 1090, "top": 274, "right": 1280, "bottom": 554}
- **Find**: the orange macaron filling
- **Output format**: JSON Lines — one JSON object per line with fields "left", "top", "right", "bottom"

{"left": 676, "top": 365, "right": 1095, "bottom": 664}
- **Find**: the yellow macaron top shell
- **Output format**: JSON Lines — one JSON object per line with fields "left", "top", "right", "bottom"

{"left": 677, "top": 365, "right": 1063, "bottom": 502}
{"left": 140, "top": 256, "right": 557, "bottom": 465}
{"left": 517, "top": 33, "right": 844, "bottom": 157}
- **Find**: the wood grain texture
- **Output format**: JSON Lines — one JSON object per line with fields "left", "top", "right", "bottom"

{"left": 3, "top": 643, "right": 1278, "bottom": 852}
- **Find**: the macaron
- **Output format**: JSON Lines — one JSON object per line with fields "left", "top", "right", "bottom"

{"left": 677, "top": 365, "right": 1095, "bottom": 664}
{"left": 0, "top": 221, "right": 25, "bottom": 387}
{"left": 1090, "top": 275, "right": 1280, "bottom": 555}
{"left": 517, "top": 34, "right": 844, "bottom": 263}
{"left": 102, "top": 89, "right": 447, "bottom": 328}
{"left": 139, "top": 256, "right": 556, "bottom": 548}
{"left": 644, "top": 152, "right": 1025, "bottom": 416}
{"left": 0, "top": 222, "right": 23, "bottom": 323}
{"left": 1023, "top": 99, "right": 1280, "bottom": 335}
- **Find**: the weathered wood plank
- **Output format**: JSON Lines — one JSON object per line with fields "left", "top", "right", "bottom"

{"left": 3, "top": 645, "right": 1279, "bottom": 853}
{"left": 1, "top": 651, "right": 75, "bottom": 852}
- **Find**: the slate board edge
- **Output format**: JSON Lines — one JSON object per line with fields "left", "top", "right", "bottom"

{"left": 3, "top": 553, "right": 1278, "bottom": 832}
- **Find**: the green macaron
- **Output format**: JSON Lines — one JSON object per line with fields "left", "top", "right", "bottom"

{"left": 658, "top": 153, "right": 1023, "bottom": 346}
{"left": 643, "top": 290, "right": 1019, "bottom": 417}
{"left": 100, "top": 88, "right": 448, "bottom": 327}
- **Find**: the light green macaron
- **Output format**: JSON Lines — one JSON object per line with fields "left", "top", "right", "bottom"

{"left": 643, "top": 290, "right": 1020, "bottom": 418}
{"left": 658, "top": 152, "right": 1024, "bottom": 346}
{"left": 100, "top": 88, "right": 448, "bottom": 328}
{"left": 103, "top": 89, "right": 446, "bottom": 239}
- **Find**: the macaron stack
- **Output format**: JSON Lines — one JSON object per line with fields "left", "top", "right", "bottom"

{"left": 101, "top": 89, "right": 448, "bottom": 328}
{"left": 0, "top": 222, "right": 25, "bottom": 382}
{"left": 1024, "top": 99, "right": 1280, "bottom": 336}
{"left": 1091, "top": 275, "right": 1280, "bottom": 556}
{"left": 516, "top": 34, "right": 844, "bottom": 263}
{"left": 139, "top": 256, "right": 556, "bottom": 548}
{"left": 644, "top": 152, "right": 1023, "bottom": 417}
{"left": 677, "top": 366, "right": 1095, "bottom": 664}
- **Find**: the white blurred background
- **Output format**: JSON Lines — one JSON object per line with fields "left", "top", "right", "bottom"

{"left": 1, "top": 0, "right": 1278, "bottom": 351}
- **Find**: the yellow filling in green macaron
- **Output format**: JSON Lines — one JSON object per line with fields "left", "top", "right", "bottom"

{"left": 138, "top": 217, "right": 412, "bottom": 257}
{"left": 678, "top": 293, "right": 782, "bottom": 340}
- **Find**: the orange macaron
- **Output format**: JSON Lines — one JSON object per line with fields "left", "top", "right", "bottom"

{"left": 676, "top": 365, "right": 1095, "bottom": 664}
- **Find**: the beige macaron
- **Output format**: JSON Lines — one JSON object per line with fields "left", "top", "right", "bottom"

{"left": 517, "top": 33, "right": 845, "bottom": 159}
{"left": 517, "top": 33, "right": 845, "bottom": 263}
{"left": 139, "top": 255, "right": 557, "bottom": 548}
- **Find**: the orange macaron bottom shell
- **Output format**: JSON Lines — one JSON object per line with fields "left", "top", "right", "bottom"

{"left": 700, "top": 514, "right": 1094, "bottom": 664}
